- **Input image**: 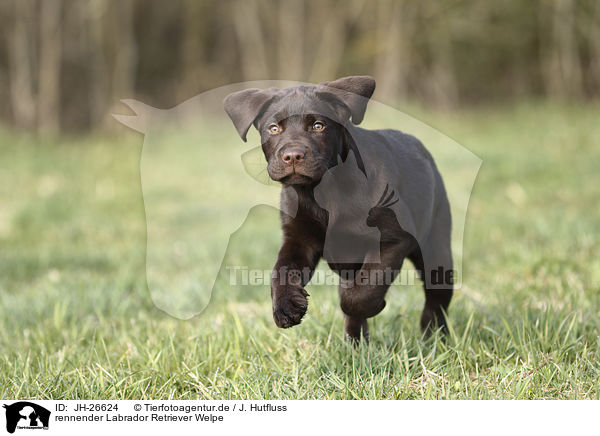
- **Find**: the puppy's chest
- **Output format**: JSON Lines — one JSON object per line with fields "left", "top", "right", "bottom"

{"left": 299, "top": 196, "right": 329, "bottom": 229}
{"left": 300, "top": 199, "right": 374, "bottom": 247}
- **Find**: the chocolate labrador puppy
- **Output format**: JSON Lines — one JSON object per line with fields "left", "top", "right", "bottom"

{"left": 224, "top": 76, "right": 453, "bottom": 341}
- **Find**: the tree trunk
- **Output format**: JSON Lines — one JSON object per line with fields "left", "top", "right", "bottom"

{"left": 277, "top": 0, "right": 305, "bottom": 80}
{"left": 38, "top": 0, "right": 62, "bottom": 134}
{"left": 542, "top": 0, "right": 583, "bottom": 99}
{"left": 109, "top": 0, "right": 137, "bottom": 119}
{"left": 88, "top": 0, "right": 108, "bottom": 129}
{"left": 308, "top": 0, "right": 366, "bottom": 83}
{"left": 231, "top": 0, "right": 270, "bottom": 80}
{"left": 8, "top": 0, "right": 37, "bottom": 130}
{"left": 179, "top": 0, "right": 205, "bottom": 98}
{"left": 586, "top": 1, "right": 600, "bottom": 97}
{"left": 374, "top": 0, "right": 413, "bottom": 102}
{"left": 423, "top": 2, "right": 458, "bottom": 109}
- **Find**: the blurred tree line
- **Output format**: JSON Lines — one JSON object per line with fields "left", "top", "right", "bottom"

{"left": 0, "top": 0, "right": 599, "bottom": 133}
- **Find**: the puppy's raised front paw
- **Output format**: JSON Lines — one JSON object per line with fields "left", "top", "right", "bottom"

{"left": 272, "top": 286, "right": 309, "bottom": 328}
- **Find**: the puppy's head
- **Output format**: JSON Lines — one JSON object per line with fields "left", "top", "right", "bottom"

{"left": 224, "top": 76, "right": 375, "bottom": 186}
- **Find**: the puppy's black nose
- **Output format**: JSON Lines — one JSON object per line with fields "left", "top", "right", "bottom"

{"left": 282, "top": 148, "right": 305, "bottom": 165}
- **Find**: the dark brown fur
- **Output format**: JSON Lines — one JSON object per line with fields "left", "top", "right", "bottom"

{"left": 224, "top": 76, "right": 452, "bottom": 341}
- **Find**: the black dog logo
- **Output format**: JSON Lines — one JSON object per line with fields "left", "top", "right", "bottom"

{"left": 3, "top": 402, "right": 50, "bottom": 433}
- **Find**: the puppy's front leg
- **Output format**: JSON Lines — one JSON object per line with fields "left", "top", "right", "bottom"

{"left": 271, "top": 224, "right": 323, "bottom": 328}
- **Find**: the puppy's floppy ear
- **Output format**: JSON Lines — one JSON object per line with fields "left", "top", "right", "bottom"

{"left": 223, "top": 88, "right": 278, "bottom": 142}
{"left": 318, "top": 76, "right": 376, "bottom": 124}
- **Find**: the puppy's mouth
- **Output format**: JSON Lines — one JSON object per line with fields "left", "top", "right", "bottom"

{"left": 268, "top": 160, "right": 325, "bottom": 185}
{"left": 278, "top": 173, "right": 315, "bottom": 185}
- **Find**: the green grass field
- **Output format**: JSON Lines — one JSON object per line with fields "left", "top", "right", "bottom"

{"left": 1, "top": 102, "right": 599, "bottom": 399}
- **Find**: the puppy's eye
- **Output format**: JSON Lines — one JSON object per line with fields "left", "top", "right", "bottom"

{"left": 312, "top": 121, "right": 325, "bottom": 131}
{"left": 268, "top": 123, "right": 281, "bottom": 134}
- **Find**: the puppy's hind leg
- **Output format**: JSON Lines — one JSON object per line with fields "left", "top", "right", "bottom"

{"left": 408, "top": 243, "right": 453, "bottom": 336}
{"left": 421, "top": 287, "right": 452, "bottom": 335}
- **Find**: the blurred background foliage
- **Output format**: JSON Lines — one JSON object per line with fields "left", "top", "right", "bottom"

{"left": 0, "top": 0, "right": 599, "bottom": 133}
